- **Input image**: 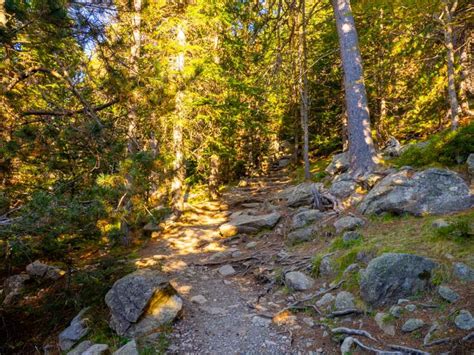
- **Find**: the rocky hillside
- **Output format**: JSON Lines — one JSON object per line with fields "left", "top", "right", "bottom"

{"left": 1, "top": 150, "right": 473, "bottom": 354}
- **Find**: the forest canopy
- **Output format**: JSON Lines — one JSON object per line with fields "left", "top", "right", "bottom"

{"left": 1, "top": 0, "right": 473, "bottom": 253}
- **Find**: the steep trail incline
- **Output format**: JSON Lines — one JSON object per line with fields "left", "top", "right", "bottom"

{"left": 139, "top": 169, "right": 332, "bottom": 354}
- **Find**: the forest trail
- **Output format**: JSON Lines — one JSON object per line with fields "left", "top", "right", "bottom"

{"left": 139, "top": 168, "right": 327, "bottom": 354}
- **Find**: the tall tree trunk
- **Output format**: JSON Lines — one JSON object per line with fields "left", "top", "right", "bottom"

{"left": 121, "top": 0, "right": 142, "bottom": 243}
{"left": 442, "top": 0, "right": 460, "bottom": 130}
{"left": 332, "top": 0, "right": 376, "bottom": 176}
{"left": 127, "top": 0, "right": 141, "bottom": 155}
{"left": 171, "top": 26, "right": 186, "bottom": 216}
{"left": 299, "top": 0, "right": 311, "bottom": 180}
{"left": 459, "top": 29, "right": 472, "bottom": 115}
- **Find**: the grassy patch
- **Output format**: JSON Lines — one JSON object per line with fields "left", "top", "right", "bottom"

{"left": 362, "top": 210, "right": 474, "bottom": 261}
{"left": 393, "top": 122, "right": 474, "bottom": 168}
{"left": 434, "top": 216, "right": 473, "bottom": 243}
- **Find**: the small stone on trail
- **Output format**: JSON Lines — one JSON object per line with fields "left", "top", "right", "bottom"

{"left": 402, "top": 318, "right": 424, "bottom": 332}
{"left": 375, "top": 312, "right": 396, "bottom": 336}
{"left": 316, "top": 293, "right": 334, "bottom": 309}
{"left": 252, "top": 315, "right": 271, "bottom": 327}
{"left": 405, "top": 304, "right": 416, "bottom": 312}
{"left": 285, "top": 271, "right": 314, "bottom": 291}
{"left": 218, "top": 264, "right": 236, "bottom": 276}
{"left": 245, "top": 241, "right": 257, "bottom": 249}
{"left": 334, "top": 291, "right": 355, "bottom": 310}
{"left": 191, "top": 295, "right": 207, "bottom": 305}
{"left": 333, "top": 216, "right": 364, "bottom": 234}
{"left": 455, "top": 310, "right": 474, "bottom": 330}
{"left": 389, "top": 305, "right": 402, "bottom": 318}
{"left": 437, "top": 285, "right": 459, "bottom": 303}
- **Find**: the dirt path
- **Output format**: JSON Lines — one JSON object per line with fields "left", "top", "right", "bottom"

{"left": 139, "top": 170, "right": 329, "bottom": 354}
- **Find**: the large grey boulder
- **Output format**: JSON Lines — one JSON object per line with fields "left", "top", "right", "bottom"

{"left": 105, "top": 270, "right": 182, "bottom": 337}
{"left": 285, "top": 271, "right": 314, "bottom": 291}
{"left": 58, "top": 308, "right": 90, "bottom": 351}
{"left": 219, "top": 212, "right": 281, "bottom": 237}
{"left": 277, "top": 182, "right": 324, "bottom": 207}
{"left": 359, "top": 253, "right": 437, "bottom": 307}
{"left": 359, "top": 168, "right": 472, "bottom": 216}
{"left": 325, "top": 152, "right": 349, "bottom": 175}
{"left": 26, "top": 260, "right": 64, "bottom": 280}
{"left": 291, "top": 209, "right": 325, "bottom": 230}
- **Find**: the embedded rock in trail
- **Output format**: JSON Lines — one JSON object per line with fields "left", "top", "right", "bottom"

{"left": 455, "top": 310, "right": 474, "bottom": 330}
{"left": 114, "top": 340, "right": 138, "bottom": 355}
{"left": 333, "top": 216, "right": 364, "bottom": 234}
{"left": 375, "top": 312, "right": 396, "bottom": 336}
{"left": 325, "top": 152, "right": 349, "bottom": 175}
{"left": 218, "top": 264, "right": 236, "bottom": 276}
{"left": 316, "top": 293, "right": 335, "bottom": 309}
{"left": 105, "top": 269, "right": 182, "bottom": 337}
{"left": 334, "top": 291, "right": 355, "bottom": 310}
{"left": 453, "top": 262, "right": 474, "bottom": 282}
{"left": 26, "top": 260, "right": 64, "bottom": 280}
{"left": 291, "top": 209, "right": 326, "bottom": 230}
{"left": 82, "top": 344, "right": 109, "bottom": 355}
{"left": 67, "top": 340, "right": 93, "bottom": 355}
{"left": 402, "top": 318, "right": 424, "bottom": 332}
{"left": 2, "top": 273, "right": 29, "bottom": 305}
{"left": 359, "top": 253, "right": 437, "bottom": 307}
{"left": 329, "top": 179, "right": 357, "bottom": 199}
{"left": 287, "top": 225, "right": 315, "bottom": 243}
{"left": 219, "top": 212, "right": 281, "bottom": 237}
{"left": 277, "top": 182, "right": 324, "bottom": 207}
{"left": 437, "top": 285, "right": 459, "bottom": 303}
{"left": 285, "top": 271, "right": 314, "bottom": 291}
{"left": 58, "top": 308, "right": 90, "bottom": 351}
{"left": 359, "top": 168, "right": 472, "bottom": 216}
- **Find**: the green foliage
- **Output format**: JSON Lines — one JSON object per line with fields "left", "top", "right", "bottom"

{"left": 435, "top": 216, "right": 473, "bottom": 243}
{"left": 395, "top": 122, "right": 474, "bottom": 167}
